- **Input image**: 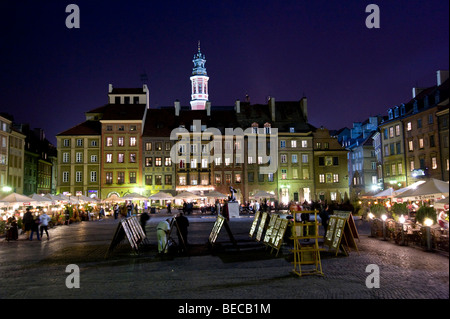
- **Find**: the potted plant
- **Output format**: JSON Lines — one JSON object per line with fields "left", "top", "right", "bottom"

{"left": 415, "top": 205, "right": 437, "bottom": 225}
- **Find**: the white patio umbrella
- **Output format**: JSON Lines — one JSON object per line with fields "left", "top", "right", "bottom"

{"left": 122, "top": 193, "right": 148, "bottom": 201}
{"left": 103, "top": 194, "right": 125, "bottom": 203}
{"left": 434, "top": 196, "right": 449, "bottom": 210}
{"left": 57, "top": 194, "right": 79, "bottom": 204}
{"left": 0, "top": 192, "right": 39, "bottom": 206}
{"left": 149, "top": 191, "right": 174, "bottom": 200}
{"left": 205, "top": 191, "right": 228, "bottom": 199}
{"left": 373, "top": 188, "right": 395, "bottom": 198}
{"left": 174, "top": 191, "right": 199, "bottom": 200}
{"left": 251, "top": 191, "right": 276, "bottom": 199}
{"left": 29, "top": 194, "right": 53, "bottom": 206}
{"left": 396, "top": 178, "right": 449, "bottom": 200}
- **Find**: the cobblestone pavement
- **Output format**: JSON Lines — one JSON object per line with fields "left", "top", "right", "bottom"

{"left": 0, "top": 214, "right": 448, "bottom": 300}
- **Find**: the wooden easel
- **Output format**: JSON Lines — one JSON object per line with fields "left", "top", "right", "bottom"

{"left": 163, "top": 217, "right": 189, "bottom": 255}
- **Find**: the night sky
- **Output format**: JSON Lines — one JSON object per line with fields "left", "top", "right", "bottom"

{"left": 1, "top": 0, "right": 448, "bottom": 145}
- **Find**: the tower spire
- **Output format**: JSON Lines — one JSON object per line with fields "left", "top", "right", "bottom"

{"left": 190, "top": 42, "right": 209, "bottom": 110}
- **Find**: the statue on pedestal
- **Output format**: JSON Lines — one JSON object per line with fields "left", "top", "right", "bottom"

{"left": 228, "top": 186, "right": 237, "bottom": 202}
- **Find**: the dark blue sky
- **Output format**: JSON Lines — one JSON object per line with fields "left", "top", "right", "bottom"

{"left": 1, "top": 0, "right": 448, "bottom": 145}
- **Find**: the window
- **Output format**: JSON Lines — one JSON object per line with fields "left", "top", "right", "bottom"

{"left": 419, "top": 138, "right": 424, "bottom": 149}
{"left": 118, "top": 153, "right": 124, "bottom": 163}
{"left": 201, "top": 158, "right": 208, "bottom": 168}
{"left": 129, "top": 172, "right": 137, "bottom": 183}
{"left": 179, "top": 176, "right": 186, "bottom": 186}
{"left": 106, "top": 125, "right": 113, "bottom": 131}
{"left": 106, "top": 172, "right": 113, "bottom": 184}
{"left": 145, "top": 142, "right": 152, "bottom": 151}
{"left": 118, "top": 125, "right": 125, "bottom": 131}
{"left": 165, "top": 175, "right": 172, "bottom": 185}
{"left": 179, "top": 159, "right": 186, "bottom": 169}
{"left": 316, "top": 142, "right": 321, "bottom": 149}
{"left": 410, "top": 160, "right": 414, "bottom": 172}
{"left": 215, "top": 174, "right": 222, "bottom": 184}
{"left": 63, "top": 153, "right": 69, "bottom": 163}
{"left": 408, "top": 140, "right": 414, "bottom": 152}
{"left": 63, "top": 139, "right": 70, "bottom": 147}
{"left": 326, "top": 173, "right": 332, "bottom": 183}
{"left": 145, "top": 157, "right": 152, "bottom": 167}
{"left": 428, "top": 114, "right": 434, "bottom": 124}
{"left": 62, "top": 171, "right": 69, "bottom": 183}
{"left": 319, "top": 157, "right": 325, "bottom": 166}
{"left": 106, "top": 137, "right": 113, "bottom": 147}
{"left": 165, "top": 157, "right": 172, "bottom": 166}
{"left": 235, "top": 173, "right": 241, "bottom": 183}
{"left": 145, "top": 175, "right": 152, "bottom": 185}
{"left": 248, "top": 172, "right": 254, "bottom": 182}
{"left": 280, "top": 154, "right": 287, "bottom": 163}
{"left": 319, "top": 174, "right": 325, "bottom": 183}
{"left": 130, "top": 137, "right": 136, "bottom": 147}
{"left": 302, "top": 154, "right": 308, "bottom": 163}
{"left": 76, "top": 171, "right": 82, "bottom": 182}
{"left": 292, "top": 154, "right": 298, "bottom": 163}
{"left": 117, "top": 172, "right": 125, "bottom": 184}
{"left": 191, "top": 159, "right": 197, "bottom": 168}
{"left": 292, "top": 168, "right": 298, "bottom": 179}
{"left": 395, "top": 124, "right": 400, "bottom": 136}
{"left": 396, "top": 142, "right": 401, "bottom": 155}
{"left": 248, "top": 156, "right": 254, "bottom": 164}
{"left": 432, "top": 157, "right": 437, "bottom": 169}
{"left": 389, "top": 127, "right": 394, "bottom": 138}
{"left": 407, "top": 122, "right": 412, "bottom": 131}
{"left": 130, "top": 125, "right": 137, "bottom": 131}
{"left": 325, "top": 156, "right": 333, "bottom": 166}
{"left": 281, "top": 169, "right": 287, "bottom": 180}
{"left": 76, "top": 152, "right": 82, "bottom": 163}
{"left": 268, "top": 173, "right": 274, "bottom": 182}
{"left": 118, "top": 137, "right": 124, "bottom": 146}
{"left": 333, "top": 174, "right": 339, "bottom": 183}
{"left": 398, "top": 163, "right": 403, "bottom": 175}
{"left": 280, "top": 140, "right": 286, "bottom": 148}
{"left": 130, "top": 153, "right": 136, "bottom": 163}
{"left": 225, "top": 174, "right": 231, "bottom": 184}
{"left": 417, "top": 119, "right": 422, "bottom": 128}
{"left": 166, "top": 142, "right": 171, "bottom": 151}
{"left": 76, "top": 139, "right": 83, "bottom": 147}
{"left": 301, "top": 140, "right": 308, "bottom": 148}
{"left": 90, "top": 171, "right": 97, "bottom": 182}
{"left": 155, "top": 157, "right": 162, "bottom": 167}
{"left": 90, "top": 155, "right": 97, "bottom": 163}
{"left": 391, "top": 164, "right": 396, "bottom": 176}
{"left": 430, "top": 135, "right": 435, "bottom": 147}
{"left": 155, "top": 142, "right": 162, "bottom": 151}
{"left": 291, "top": 140, "right": 297, "bottom": 148}
{"left": 225, "top": 157, "right": 231, "bottom": 166}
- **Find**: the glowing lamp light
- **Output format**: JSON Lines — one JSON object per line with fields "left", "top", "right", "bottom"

{"left": 399, "top": 215, "right": 405, "bottom": 224}
{"left": 424, "top": 218, "right": 433, "bottom": 227}
{"left": 368, "top": 212, "right": 374, "bottom": 219}
{"left": 381, "top": 214, "right": 387, "bottom": 221}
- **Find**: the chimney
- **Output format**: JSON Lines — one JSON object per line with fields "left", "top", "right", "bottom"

{"left": 269, "top": 97, "right": 275, "bottom": 121}
{"left": 300, "top": 97, "right": 308, "bottom": 122}
{"left": 108, "top": 84, "right": 113, "bottom": 93}
{"left": 143, "top": 84, "right": 149, "bottom": 108}
{"left": 206, "top": 101, "right": 211, "bottom": 116}
{"left": 174, "top": 100, "right": 180, "bottom": 116}
{"left": 412, "top": 87, "right": 425, "bottom": 98}
{"left": 235, "top": 100, "right": 240, "bottom": 114}
{"left": 437, "top": 70, "right": 449, "bottom": 86}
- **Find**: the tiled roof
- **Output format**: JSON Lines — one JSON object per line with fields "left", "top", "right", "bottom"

{"left": 57, "top": 120, "right": 101, "bottom": 136}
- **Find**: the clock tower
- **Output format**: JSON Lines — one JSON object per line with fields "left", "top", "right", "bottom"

{"left": 190, "top": 42, "right": 209, "bottom": 110}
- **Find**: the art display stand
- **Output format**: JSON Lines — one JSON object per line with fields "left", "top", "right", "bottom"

{"left": 290, "top": 210, "right": 324, "bottom": 277}
{"left": 106, "top": 216, "right": 150, "bottom": 257}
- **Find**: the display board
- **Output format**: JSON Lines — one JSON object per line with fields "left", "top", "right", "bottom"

{"left": 209, "top": 215, "right": 225, "bottom": 244}
{"left": 255, "top": 212, "right": 268, "bottom": 242}
{"left": 249, "top": 211, "right": 261, "bottom": 238}
{"left": 208, "top": 214, "right": 238, "bottom": 248}
{"left": 334, "top": 210, "right": 360, "bottom": 241}
{"left": 324, "top": 215, "right": 358, "bottom": 256}
{"left": 106, "top": 216, "right": 148, "bottom": 256}
{"left": 263, "top": 214, "right": 279, "bottom": 245}
{"left": 270, "top": 218, "right": 289, "bottom": 256}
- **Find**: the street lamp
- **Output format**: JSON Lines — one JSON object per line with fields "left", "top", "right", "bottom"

{"left": 381, "top": 214, "right": 388, "bottom": 241}
{"left": 424, "top": 218, "right": 433, "bottom": 251}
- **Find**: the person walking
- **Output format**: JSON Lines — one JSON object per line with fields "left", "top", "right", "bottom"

{"left": 39, "top": 211, "right": 52, "bottom": 240}
{"left": 22, "top": 208, "right": 34, "bottom": 239}
{"left": 29, "top": 214, "right": 41, "bottom": 241}
{"left": 113, "top": 204, "right": 119, "bottom": 220}
{"left": 319, "top": 205, "right": 331, "bottom": 234}
{"left": 156, "top": 218, "right": 171, "bottom": 254}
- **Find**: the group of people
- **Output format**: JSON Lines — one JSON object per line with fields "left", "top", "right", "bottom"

{"left": 5, "top": 208, "right": 51, "bottom": 241}
{"left": 139, "top": 210, "right": 190, "bottom": 255}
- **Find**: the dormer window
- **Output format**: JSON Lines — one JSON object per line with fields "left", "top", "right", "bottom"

{"left": 264, "top": 122, "right": 271, "bottom": 134}
{"left": 394, "top": 107, "right": 399, "bottom": 118}
{"left": 413, "top": 100, "right": 418, "bottom": 113}
{"left": 388, "top": 109, "right": 393, "bottom": 120}
{"left": 400, "top": 104, "right": 405, "bottom": 116}
{"left": 251, "top": 122, "right": 258, "bottom": 134}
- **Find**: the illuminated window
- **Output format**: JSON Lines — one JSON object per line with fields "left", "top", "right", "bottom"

{"left": 407, "top": 122, "right": 412, "bottom": 131}
{"left": 319, "top": 174, "right": 325, "bottom": 183}
{"left": 130, "top": 137, "right": 136, "bottom": 147}
{"left": 432, "top": 157, "right": 437, "bottom": 169}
